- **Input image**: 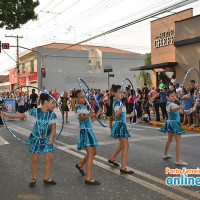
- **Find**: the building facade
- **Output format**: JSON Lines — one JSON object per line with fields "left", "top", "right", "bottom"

{"left": 130, "top": 8, "right": 200, "bottom": 87}
{"left": 10, "top": 43, "right": 145, "bottom": 92}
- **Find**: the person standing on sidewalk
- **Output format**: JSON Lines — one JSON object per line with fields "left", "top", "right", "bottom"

{"left": 30, "top": 89, "right": 38, "bottom": 109}
{"left": 149, "top": 87, "right": 156, "bottom": 114}
{"left": 153, "top": 88, "right": 161, "bottom": 121}
{"left": 160, "top": 87, "right": 168, "bottom": 120}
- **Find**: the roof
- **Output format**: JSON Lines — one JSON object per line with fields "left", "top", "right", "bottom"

{"left": 0, "top": 75, "right": 9, "bottom": 83}
{"left": 130, "top": 62, "right": 177, "bottom": 71}
{"left": 37, "top": 43, "right": 140, "bottom": 55}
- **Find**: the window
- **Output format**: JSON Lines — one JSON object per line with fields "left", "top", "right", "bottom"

{"left": 89, "top": 60, "right": 91, "bottom": 64}
{"left": 30, "top": 60, "right": 34, "bottom": 72}
{"left": 22, "top": 63, "right": 26, "bottom": 73}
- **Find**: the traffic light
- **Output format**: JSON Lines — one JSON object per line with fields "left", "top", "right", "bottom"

{"left": 41, "top": 68, "right": 46, "bottom": 78}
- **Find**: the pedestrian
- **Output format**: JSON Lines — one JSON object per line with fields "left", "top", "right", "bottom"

{"left": 69, "top": 89, "right": 75, "bottom": 111}
{"left": 73, "top": 89, "right": 102, "bottom": 185}
{"left": 169, "top": 82, "right": 174, "bottom": 90}
{"left": 160, "top": 90, "right": 188, "bottom": 166}
{"left": 149, "top": 87, "right": 156, "bottom": 114}
{"left": 30, "top": 89, "right": 38, "bottom": 109}
{"left": 142, "top": 82, "right": 149, "bottom": 93}
{"left": 159, "top": 80, "right": 165, "bottom": 89}
{"left": 195, "top": 90, "right": 200, "bottom": 127}
{"left": 142, "top": 88, "right": 151, "bottom": 121}
{"left": 108, "top": 84, "right": 134, "bottom": 174}
{"left": 135, "top": 88, "right": 143, "bottom": 121}
{"left": 181, "top": 88, "right": 194, "bottom": 126}
{"left": 52, "top": 89, "right": 60, "bottom": 101}
{"left": 24, "top": 92, "right": 30, "bottom": 111}
{"left": 104, "top": 92, "right": 113, "bottom": 131}
{"left": 175, "top": 82, "right": 182, "bottom": 100}
{"left": 127, "top": 89, "right": 135, "bottom": 123}
{"left": 160, "top": 87, "right": 168, "bottom": 120}
{"left": 1, "top": 93, "right": 58, "bottom": 187}
{"left": 153, "top": 88, "right": 161, "bottom": 121}
{"left": 59, "top": 92, "right": 69, "bottom": 123}
{"left": 171, "top": 75, "right": 176, "bottom": 85}
{"left": 17, "top": 92, "right": 25, "bottom": 119}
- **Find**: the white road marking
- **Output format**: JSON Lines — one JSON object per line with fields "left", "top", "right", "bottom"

{"left": 56, "top": 145, "right": 189, "bottom": 200}
{"left": 0, "top": 136, "right": 9, "bottom": 145}
{"left": 3, "top": 123, "right": 200, "bottom": 199}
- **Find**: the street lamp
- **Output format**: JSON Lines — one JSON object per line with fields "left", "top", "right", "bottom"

{"left": 104, "top": 65, "right": 113, "bottom": 90}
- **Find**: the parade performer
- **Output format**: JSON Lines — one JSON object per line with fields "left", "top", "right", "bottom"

{"left": 108, "top": 84, "right": 134, "bottom": 174}
{"left": 73, "top": 89, "right": 102, "bottom": 185}
{"left": 160, "top": 90, "right": 190, "bottom": 166}
{"left": 1, "top": 93, "right": 57, "bottom": 187}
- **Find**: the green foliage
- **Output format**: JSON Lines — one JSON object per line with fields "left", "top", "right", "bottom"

{"left": 0, "top": 0, "right": 39, "bottom": 30}
{"left": 144, "top": 53, "right": 151, "bottom": 66}
{"left": 137, "top": 70, "right": 152, "bottom": 87}
{"left": 137, "top": 53, "right": 152, "bottom": 87}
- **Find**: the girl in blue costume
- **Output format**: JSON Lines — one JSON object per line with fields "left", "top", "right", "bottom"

{"left": 160, "top": 90, "right": 192, "bottom": 166}
{"left": 73, "top": 90, "right": 102, "bottom": 185}
{"left": 2, "top": 93, "right": 57, "bottom": 187}
{"left": 108, "top": 84, "right": 134, "bottom": 174}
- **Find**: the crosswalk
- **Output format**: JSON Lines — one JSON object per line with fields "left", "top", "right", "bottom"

{"left": 0, "top": 136, "right": 9, "bottom": 146}
{"left": 1, "top": 117, "right": 200, "bottom": 149}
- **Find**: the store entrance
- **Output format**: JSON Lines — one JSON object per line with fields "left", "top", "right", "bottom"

{"left": 156, "top": 71, "right": 175, "bottom": 87}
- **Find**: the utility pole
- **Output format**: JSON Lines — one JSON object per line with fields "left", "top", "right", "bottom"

{"left": 5, "top": 35, "right": 23, "bottom": 88}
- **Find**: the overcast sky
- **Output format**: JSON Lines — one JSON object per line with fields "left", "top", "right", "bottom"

{"left": 0, "top": 0, "right": 200, "bottom": 74}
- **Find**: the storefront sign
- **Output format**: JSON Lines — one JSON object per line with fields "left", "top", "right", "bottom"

{"left": 153, "top": 30, "right": 175, "bottom": 48}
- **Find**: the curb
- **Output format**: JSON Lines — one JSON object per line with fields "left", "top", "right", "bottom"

{"left": 149, "top": 121, "right": 200, "bottom": 132}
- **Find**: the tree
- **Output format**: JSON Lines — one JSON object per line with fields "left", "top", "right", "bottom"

{"left": 144, "top": 53, "right": 151, "bottom": 66}
{"left": 0, "top": 0, "right": 39, "bottom": 30}
{"left": 137, "top": 53, "right": 152, "bottom": 87}
{"left": 137, "top": 70, "right": 152, "bottom": 87}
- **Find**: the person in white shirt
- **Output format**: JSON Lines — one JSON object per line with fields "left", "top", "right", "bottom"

{"left": 17, "top": 92, "right": 25, "bottom": 115}
{"left": 175, "top": 82, "right": 182, "bottom": 99}
{"left": 171, "top": 75, "right": 176, "bottom": 85}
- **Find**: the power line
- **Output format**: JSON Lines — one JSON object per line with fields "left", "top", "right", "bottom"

{"left": 75, "top": 0, "right": 173, "bottom": 38}
{"left": 1, "top": 50, "right": 16, "bottom": 62}
{"left": 41, "top": 0, "right": 197, "bottom": 58}
{"left": 5, "top": 35, "right": 23, "bottom": 86}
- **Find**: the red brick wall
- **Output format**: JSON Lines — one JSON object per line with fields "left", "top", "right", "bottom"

{"left": 151, "top": 9, "right": 193, "bottom": 65}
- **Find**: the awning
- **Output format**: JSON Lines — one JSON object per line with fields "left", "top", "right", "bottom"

{"left": 130, "top": 62, "right": 177, "bottom": 71}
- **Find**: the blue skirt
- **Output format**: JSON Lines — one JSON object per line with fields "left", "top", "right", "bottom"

{"left": 26, "top": 133, "right": 53, "bottom": 154}
{"left": 77, "top": 129, "right": 98, "bottom": 150}
{"left": 111, "top": 122, "right": 131, "bottom": 139}
{"left": 159, "top": 121, "right": 185, "bottom": 135}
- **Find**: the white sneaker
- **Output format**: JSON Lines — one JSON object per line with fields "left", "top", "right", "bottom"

{"left": 175, "top": 160, "right": 188, "bottom": 166}
{"left": 163, "top": 155, "right": 172, "bottom": 159}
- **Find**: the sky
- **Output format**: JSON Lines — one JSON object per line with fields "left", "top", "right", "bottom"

{"left": 0, "top": 0, "right": 200, "bottom": 74}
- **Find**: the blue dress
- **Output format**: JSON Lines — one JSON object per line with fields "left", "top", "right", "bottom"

{"left": 25, "top": 108, "right": 57, "bottom": 154}
{"left": 111, "top": 99, "right": 131, "bottom": 138}
{"left": 75, "top": 105, "right": 98, "bottom": 150}
{"left": 160, "top": 101, "right": 185, "bottom": 135}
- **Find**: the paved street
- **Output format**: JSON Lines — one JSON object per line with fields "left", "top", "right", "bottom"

{"left": 0, "top": 110, "right": 200, "bottom": 200}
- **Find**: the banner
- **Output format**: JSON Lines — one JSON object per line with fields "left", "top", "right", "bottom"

{"left": 4, "top": 99, "right": 16, "bottom": 114}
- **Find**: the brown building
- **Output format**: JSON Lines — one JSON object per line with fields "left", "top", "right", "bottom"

{"left": 130, "top": 8, "right": 200, "bottom": 87}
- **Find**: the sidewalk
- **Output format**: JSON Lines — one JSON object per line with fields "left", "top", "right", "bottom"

{"left": 149, "top": 112, "right": 200, "bottom": 132}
